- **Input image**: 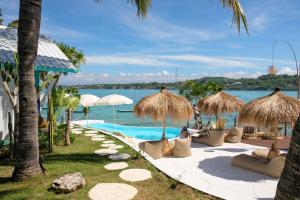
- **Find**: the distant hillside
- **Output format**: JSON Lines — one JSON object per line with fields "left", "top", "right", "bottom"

{"left": 71, "top": 74, "right": 298, "bottom": 91}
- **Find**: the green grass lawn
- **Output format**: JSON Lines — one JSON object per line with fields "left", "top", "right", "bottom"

{"left": 0, "top": 132, "right": 216, "bottom": 200}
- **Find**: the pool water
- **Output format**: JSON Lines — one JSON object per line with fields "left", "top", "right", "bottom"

{"left": 87, "top": 123, "right": 181, "bottom": 140}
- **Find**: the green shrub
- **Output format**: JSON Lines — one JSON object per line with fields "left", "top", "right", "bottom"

{"left": 54, "top": 124, "right": 76, "bottom": 145}
{"left": 70, "top": 132, "right": 76, "bottom": 143}
{"left": 38, "top": 131, "right": 48, "bottom": 149}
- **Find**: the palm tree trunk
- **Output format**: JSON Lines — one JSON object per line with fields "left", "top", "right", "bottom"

{"left": 8, "top": 112, "right": 13, "bottom": 160}
{"left": 12, "top": 0, "right": 42, "bottom": 181}
{"left": 275, "top": 116, "right": 300, "bottom": 199}
{"left": 65, "top": 109, "right": 71, "bottom": 146}
{"left": 13, "top": 106, "right": 19, "bottom": 159}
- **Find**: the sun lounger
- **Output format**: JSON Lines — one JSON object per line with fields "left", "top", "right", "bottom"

{"left": 251, "top": 149, "right": 281, "bottom": 159}
{"left": 225, "top": 127, "right": 243, "bottom": 143}
{"left": 139, "top": 138, "right": 192, "bottom": 159}
{"left": 231, "top": 153, "right": 286, "bottom": 178}
{"left": 172, "top": 137, "right": 192, "bottom": 157}
{"left": 192, "top": 129, "right": 225, "bottom": 147}
{"left": 139, "top": 140, "right": 163, "bottom": 159}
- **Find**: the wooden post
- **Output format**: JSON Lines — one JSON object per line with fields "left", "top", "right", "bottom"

{"left": 284, "top": 122, "right": 287, "bottom": 136}
{"left": 234, "top": 116, "right": 237, "bottom": 127}
{"left": 47, "top": 95, "right": 54, "bottom": 153}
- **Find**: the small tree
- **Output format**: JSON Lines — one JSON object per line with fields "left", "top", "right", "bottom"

{"left": 51, "top": 87, "right": 80, "bottom": 146}
{"left": 179, "top": 80, "right": 223, "bottom": 127}
{"left": 179, "top": 80, "right": 223, "bottom": 103}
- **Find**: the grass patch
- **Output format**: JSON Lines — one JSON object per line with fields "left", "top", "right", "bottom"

{"left": 0, "top": 132, "right": 217, "bottom": 200}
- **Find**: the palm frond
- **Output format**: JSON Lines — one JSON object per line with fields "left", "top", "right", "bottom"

{"left": 220, "top": 0, "right": 248, "bottom": 34}
{"left": 128, "top": 0, "right": 151, "bottom": 18}
{"left": 64, "top": 96, "right": 80, "bottom": 111}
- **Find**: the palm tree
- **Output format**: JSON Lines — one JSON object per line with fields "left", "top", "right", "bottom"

{"left": 51, "top": 88, "right": 80, "bottom": 146}
{"left": 12, "top": 0, "right": 43, "bottom": 181}
{"left": 64, "top": 95, "right": 80, "bottom": 146}
{"left": 275, "top": 116, "right": 300, "bottom": 199}
{"left": 13, "top": 0, "right": 248, "bottom": 181}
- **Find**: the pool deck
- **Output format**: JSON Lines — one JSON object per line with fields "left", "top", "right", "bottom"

{"left": 73, "top": 120, "right": 280, "bottom": 200}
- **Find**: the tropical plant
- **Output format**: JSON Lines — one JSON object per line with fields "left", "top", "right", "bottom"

{"left": 0, "top": 53, "right": 19, "bottom": 159}
{"left": 14, "top": 0, "right": 248, "bottom": 180}
{"left": 51, "top": 87, "right": 80, "bottom": 146}
{"left": 7, "top": 20, "right": 19, "bottom": 28}
{"left": 179, "top": 80, "right": 223, "bottom": 103}
{"left": 56, "top": 42, "right": 85, "bottom": 67}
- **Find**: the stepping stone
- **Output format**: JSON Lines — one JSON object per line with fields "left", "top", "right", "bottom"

{"left": 72, "top": 128, "right": 83, "bottom": 131}
{"left": 84, "top": 133, "right": 98, "bottom": 137}
{"left": 109, "top": 153, "right": 131, "bottom": 161}
{"left": 104, "top": 162, "right": 128, "bottom": 171}
{"left": 92, "top": 135, "right": 105, "bottom": 138}
{"left": 109, "top": 145, "right": 124, "bottom": 150}
{"left": 91, "top": 138, "right": 105, "bottom": 141}
{"left": 84, "top": 130, "right": 99, "bottom": 134}
{"left": 102, "top": 140, "right": 115, "bottom": 144}
{"left": 72, "top": 131, "right": 82, "bottom": 135}
{"left": 100, "top": 144, "right": 116, "bottom": 148}
{"left": 94, "top": 149, "right": 118, "bottom": 156}
{"left": 119, "top": 169, "right": 152, "bottom": 182}
{"left": 89, "top": 183, "right": 138, "bottom": 200}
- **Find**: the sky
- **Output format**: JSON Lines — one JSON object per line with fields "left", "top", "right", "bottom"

{"left": 1, "top": 0, "right": 300, "bottom": 85}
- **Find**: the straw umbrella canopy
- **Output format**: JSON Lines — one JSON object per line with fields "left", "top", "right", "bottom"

{"left": 197, "top": 91, "right": 244, "bottom": 118}
{"left": 238, "top": 88, "right": 300, "bottom": 153}
{"left": 134, "top": 87, "right": 193, "bottom": 140}
{"left": 238, "top": 88, "right": 300, "bottom": 129}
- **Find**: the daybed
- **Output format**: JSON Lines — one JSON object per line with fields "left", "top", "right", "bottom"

{"left": 139, "top": 137, "right": 192, "bottom": 159}
{"left": 231, "top": 153, "right": 286, "bottom": 178}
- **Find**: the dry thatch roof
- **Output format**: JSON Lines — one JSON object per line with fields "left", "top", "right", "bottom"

{"left": 238, "top": 88, "right": 300, "bottom": 128}
{"left": 133, "top": 88, "right": 193, "bottom": 122}
{"left": 197, "top": 91, "right": 244, "bottom": 116}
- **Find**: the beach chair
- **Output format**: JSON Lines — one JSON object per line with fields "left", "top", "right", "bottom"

{"left": 225, "top": 127, "right": 243, "bottom": 143}
{"left": 231, "top": 153, "right": 286, "bottom": 178}
{"left": 192, "top": 129, "right": 226, "bottom": 147}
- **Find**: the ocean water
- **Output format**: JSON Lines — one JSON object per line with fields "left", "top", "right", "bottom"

{"left": 72, "top": 89, "right": 297, "bottom": 129}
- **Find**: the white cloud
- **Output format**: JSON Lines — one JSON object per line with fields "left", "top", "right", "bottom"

{"left": 86, "top": 55, "right": 177, "bottom": 67}
{"left": 102, "top": 73, "right": 109, "bottom": 77}
{"left": 85, "top": 53, "right": 277, "bottom": 69}
{"left": 278, "top": 67, "right": 297, "bottom": 75}
{"left": 41, "top": 24, "right": 89, "bottom": 40}
{"left": 121, "top": 15, "right": 226, "bottom": 44}
{"left": 59, "top": 70, "right": 267, "bottom": 85}
{"left": 160, "top": 55, "right": 256, "bottom": 68}
{"left": 161, "top": 70, "right": 170, "bottom": 76}
{"left": 250, "top": 13, "right": 270, "bottom": 31}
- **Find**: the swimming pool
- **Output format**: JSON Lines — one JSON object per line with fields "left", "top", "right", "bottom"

{"left": 87, "top": 123, "right": 181, "bottom": 140}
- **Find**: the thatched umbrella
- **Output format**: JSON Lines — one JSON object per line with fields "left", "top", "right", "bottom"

{"left": 197, "top": 91, "right": 244, "bottom": 126}
{"left": 238, "top": 88, "right": 300, "bottom": 151}
{"left": 134, "top": 87, "right": 193, "bottom": 154}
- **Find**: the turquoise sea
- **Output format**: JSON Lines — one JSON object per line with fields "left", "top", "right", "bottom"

{"left": 72, "top": 89, "right": 297, "bottom": 129}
